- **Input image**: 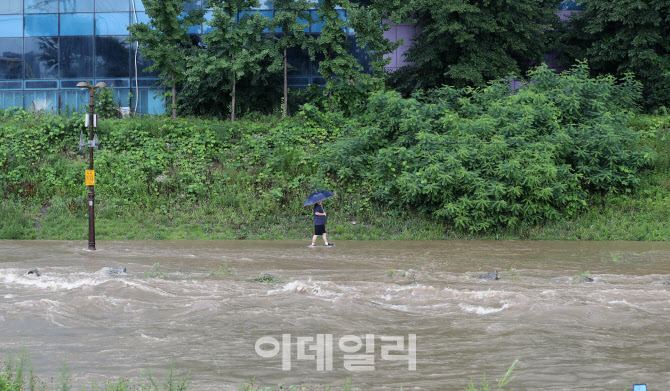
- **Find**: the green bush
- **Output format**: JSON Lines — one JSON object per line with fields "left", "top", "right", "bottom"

{"left": 322, "top": 63, "right": 653, "bottom": 232}
{"left": 0, "top": 64, "right": 659, "bottom": 237}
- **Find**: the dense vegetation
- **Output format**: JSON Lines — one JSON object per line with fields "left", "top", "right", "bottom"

{"left": 2, "top": 64, "right": 670, "bottom": 240}
{"left": 126, "top": 0, "right": 670, "bottom": 118}
{"left": 556, "top": 0, "right": 670, "bottom": 111}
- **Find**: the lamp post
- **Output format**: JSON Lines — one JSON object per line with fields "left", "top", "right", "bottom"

{"left": 77, "top": 81, "right": 106, "bottom": 251}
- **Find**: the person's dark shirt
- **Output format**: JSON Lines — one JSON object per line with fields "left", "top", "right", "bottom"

{"left": 313, "top": 204, "right": 326, "bottom": 225}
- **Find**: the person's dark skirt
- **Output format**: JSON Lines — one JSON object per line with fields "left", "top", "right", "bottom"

{"left": 314, "top": 225, "right": 326, "bottom": 235}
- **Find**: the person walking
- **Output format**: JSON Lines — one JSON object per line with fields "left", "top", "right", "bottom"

{"left": 309, "top": 200, "right": 334, "bottom": 247}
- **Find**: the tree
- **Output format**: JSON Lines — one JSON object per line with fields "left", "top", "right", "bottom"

{"left": 311, "top": 0, "right": 363, "bottom": 112}
{"left": 347, "top": 1, "right": 401, "bottom": 83}
{"left": 388, "top": 0, "right": 561, "bottom": 94}
{"left": 201, "top": 0, "right": 277, "bottom": 122}
{"left": 127, "top": 0, "right": 204, "bottom": 118}
{"left": 273, "top": 0, "right": 315, "bottom": 118}
{"left": 557, "top": 0, "right": 670, "bottom": 110}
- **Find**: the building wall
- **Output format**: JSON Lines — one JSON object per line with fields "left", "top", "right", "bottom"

{"left": 0, "top": 0, "right": 168, "bottom": 113}
{"left": 0, "top": 0, "right": 373, "bottom": 114}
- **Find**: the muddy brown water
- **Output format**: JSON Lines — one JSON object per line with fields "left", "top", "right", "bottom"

{"left": 1, "top": 240, "right": 669, "bottom": 390}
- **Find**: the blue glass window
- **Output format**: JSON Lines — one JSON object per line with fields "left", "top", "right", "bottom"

{"left": 253, "top": 0, "right": 273, "bottom": 10}
{"left": 1, "top": 91, "right": 24, "bottom": 109}
{"left": 95, "top": 13, "right": 130, "bottom": 35}
{"left": 0, "top": 81, "right": 23, "bottom": 89}
{"left": 59, "top": 0, "right": 94, "bottom": 12}
{"left": 203, "top": 11, "right": 215, "bottom": 33}
{"left": 310, "top": 11, "right": 323, "bottom": 33}
{"left": 26, "top": 80, "right": 58, "bottom": 89}
{"left": 133, "top": 88, "right": 165, "bottom": 115}
{"left": 98, "top": 79, "right": 130, "bottom": 87}
{"left": 0, "top": 16, "right": 23, "bottom": 38}
{"left": 0, "top": 1, "right": 23, "bottom": 14}
{"left": 24, "top": 37, "right": 59, "bottom": 79}
{"left": 60, "top": 14, "right": 94, "bottom": 36}
{"left": 239, "top": 10, "right": 273, "bottom": 21}
{"left": 60, "top": 36, "right": 94, "bottom": 78}
{"left": 24, "top": 90, "right": 58, "bottom": 111}
{"left": 183, "top": 0, "right": 201, "bottom": 11}
{"left": 96, "top": 0, "right": 130, "bottom": 12}
{"left": 112, "top": 87, "right": 131, "bottom": 107}
{"left": 25, "top": 0, "right": 59, "bottom": 13}
{"left": 131, "top": 12, "right": 150, "bottom": 25}
{"left": 60, "top": 89, "right": 88, "bottom": 112}
{"left": 135, "top": 48, "right": 159, "bottom": 77}
{"left": 95, "top": 36, "right": 130, "bottom": 77}
{"left": 287, "top": 46, "right": 310, "bottom": 77}
{"left": 133, "top": 0, "right": 146, "bottom": 11}
{"left": 0, "top": 38, "right": 23, "bottom": 79}
{"left": 25, "top": 14, "right": 58, "bottom": 37}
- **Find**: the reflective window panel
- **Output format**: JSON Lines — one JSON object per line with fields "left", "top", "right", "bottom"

{"left": 135, "top": 48, "right": 161, "bottom": 77}
{"left": 96, "top": 0, "right": 130, "bottom": 12}
{"left": 59, "top": 88, "right": 89, "bottom": 112}
{"left": 1, "top": 91, "right": 24, "bottom": 109}
{"left": 24, "top": 90, "right": 58, "bottom": 111}
{"left": 59, "top": 0, "right": 94, "bottom": 12}
{"left": 60, "top": 36, "right": 94, "bottom": 78}
{"left": 0, "top": 1, "right": 23, "bottom": 14}
{"left": 287, "top": 46, "right": 310, "bottom": 77}
{"left": 254, "top": 0, "right": 274, "bottom": 10}
{"left": 0, "top": 38, "right": 23, "bottom": 79}
{"left": 95, "top": 36, "right": 130, "bottom": 77}
{"left": 60, "top": 13, "right": 94, "bottom": 36}
{"left": 183, "top": 0, "right": 201, "bottom": 11}
{"left": 25, "top": 14, "right": 58, "bottom": 36}
{"left": 0, "top": 15, "right": 23, "bottom": 37}
{"left": 96, "top": 13, "right": 130, "bottom": 35}
{"left": 133, "top": 0, "right": 146, "bottom": 11}
{"left": 131, "top": 12, "right": 150, "bottom": 25}
{"left": 25, "top": 0, "right": 59, "bottom": 13}
{"left": 24, "top": 37, "right": 59, "bottom": 79}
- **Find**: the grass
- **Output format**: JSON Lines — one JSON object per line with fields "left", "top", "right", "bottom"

{"left": 3, "top": 113, "right": 670, "bottom": 242}
{"left": 0, "top": 349, "right": 190, "bottom": 391}
{"left": 210, "top": 260, "right": 237, "bottom": 277}
{"left": 0, "top": 351, "right": 363, "bottom": 391}
{"left": 144, "top": 263, "right": 168, "bottom": 279}
{"left": 465, "top": 360, "right": 517, "bottom": 391}
{"left": 4, "top": 176, "right": 670, "bottom": 241}
{"left": 253, "top": 274, "right": 285, "bottom": 283}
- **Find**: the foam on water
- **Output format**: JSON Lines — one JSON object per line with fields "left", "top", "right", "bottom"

{"left": 269, "top": 280, "right": 335, "bottom": 297}
{"left": 458, "top": 302, "right": 510, "bottom": 315}
{"left": 1, "top": 270, "right": 108, "bottom": 291}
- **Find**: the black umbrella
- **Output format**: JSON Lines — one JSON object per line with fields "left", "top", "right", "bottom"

{"left": 303, "top": 190, "right": 335, "bottom": 206}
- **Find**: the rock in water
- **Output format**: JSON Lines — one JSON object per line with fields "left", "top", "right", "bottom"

{"left": 583, "top": 276, "right": 594, "bottom": 283}
{"left": 26, "top": 269, "right": 40, "bottom": 277}
{"left": 662, "top": 280, "right": 670, "bottom": 286}
{"left": 99, "top": 266, "right": 127, "bottom": 275}
{"left": 479, "top": 270, "right": 498, "bottom": 280}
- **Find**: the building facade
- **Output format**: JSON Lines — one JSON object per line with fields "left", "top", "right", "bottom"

{"left": 0, "top": 0, "right": 581, "bottom": 115}
{"left": 0, "top": 0, "right": 357, "bottom": 115}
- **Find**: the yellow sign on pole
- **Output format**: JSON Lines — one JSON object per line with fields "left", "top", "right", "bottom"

{"left": 85, "top": 170, "right": 95, "bottom": 186}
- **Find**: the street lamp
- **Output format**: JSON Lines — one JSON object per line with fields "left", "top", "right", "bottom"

{"left": 77, "top": 81, "right": 106, "bottom": 251}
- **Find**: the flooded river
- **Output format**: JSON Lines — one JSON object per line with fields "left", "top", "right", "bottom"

{"left": 1, "top": 240, "right": 669, "bottom": 390}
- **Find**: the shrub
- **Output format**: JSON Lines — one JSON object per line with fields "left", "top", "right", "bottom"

{"left": 321, "top": 63, "right": 653, "bottom": 232}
